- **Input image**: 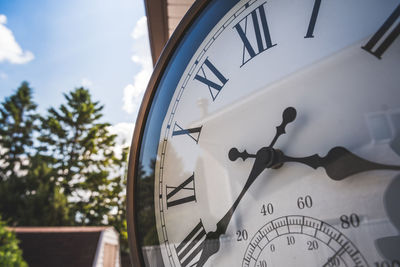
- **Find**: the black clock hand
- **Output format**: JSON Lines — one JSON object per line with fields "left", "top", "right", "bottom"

{"left": 197, "top": 107, "right": 296, "bottom": 267}
{"left": 274, "top": 146, "right": 400, "bottom": 181}
{"left": 197, "top": 147, "right": 272, "bottom": 267}
{"left": 268, "top": 107, "right": 296, "bottom": 148}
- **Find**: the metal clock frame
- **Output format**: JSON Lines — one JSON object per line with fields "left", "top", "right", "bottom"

{"left": 127, "top": 1, "right": 214, "bottom": 266}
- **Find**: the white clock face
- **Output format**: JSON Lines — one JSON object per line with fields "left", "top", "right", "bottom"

{"left": 147, "top": 0, "right": 400, "bottom": 266}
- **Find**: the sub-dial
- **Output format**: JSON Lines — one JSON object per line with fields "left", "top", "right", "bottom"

{"left": 242, "top": 216, "right": 368, "bottom": 267}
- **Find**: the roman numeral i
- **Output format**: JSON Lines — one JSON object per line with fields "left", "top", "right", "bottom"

{"left": 304, "top": 0, "right": 322, "bottom": 38}
{"left": 234, "top": 2, "right": 276, "bottom": 66}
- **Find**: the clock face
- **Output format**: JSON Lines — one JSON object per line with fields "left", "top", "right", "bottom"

{"left": 128, "top": 0, "right": 400, "bottom": 266}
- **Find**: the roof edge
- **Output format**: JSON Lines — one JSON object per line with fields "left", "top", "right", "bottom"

{"left": 9, "top": 226, "right": 113, "bottom": 233}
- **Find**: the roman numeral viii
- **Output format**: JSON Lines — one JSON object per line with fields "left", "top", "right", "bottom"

{"left": 362, "top": 4, "right": 400, "bottom": 59}
{"left": 175, "top": 220, "right": 206, "bottom": 267}
{"left": 166, "top": 173, "right": 196, "bottom": 208}
{"left": 234, "top": 2, "right": 276, "bottom": 66}
{"left": 172, "top": 122, "right": 202, "bottom": 144}
{"left": 194, "top": 58, "right": 228, "bottom": 101}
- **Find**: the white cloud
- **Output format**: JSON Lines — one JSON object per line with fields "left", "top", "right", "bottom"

{"left": 122, "top": 16, "right": 152, "bottom": 117}
{"left": 80, "top": 78, "right": 93, "bottom": 88}
{"left": 0, "top": 14, "right": 34, "bottom": 64}
{"left": 108, "top": 122, "right": 135, "bottom": 157}
{"left": 109, "top": 122, "right": 135, "bottom": 146}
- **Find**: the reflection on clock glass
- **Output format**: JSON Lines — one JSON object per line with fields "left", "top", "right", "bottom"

{"left": 133, "top": 0, "right": 400, "bottom": 266}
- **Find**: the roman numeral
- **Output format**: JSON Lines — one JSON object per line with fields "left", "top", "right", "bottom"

{"left": 362, "top": 4, "right": 400, "bottom": 59}
{"left": 194, "top": 58, "right": 228, "bottom": 101}
{"left": 234, "top": 2, "right": 276, "bottom": 66}
{"left": 166, "top": 173, "right": 196, "bottom": 208}
{"left": 304, "top": 0, "right": 322, "bottom": 38}
{"left": 175, "top": 220, "right": 206, "bottom": 267}
{"left": 172, "top": 123, "right": 202, "bottom": 144}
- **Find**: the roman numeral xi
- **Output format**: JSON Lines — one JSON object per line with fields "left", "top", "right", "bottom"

{"left": 362, "top": 4, "right": 400, "bottom": 59}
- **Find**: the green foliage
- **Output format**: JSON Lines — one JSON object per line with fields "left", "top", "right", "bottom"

{"left": 0, "top": 83, "right": 70, "bottom": 226}
{"left": 38, "top": 87, "right": 127, "bottom": 226}
{"left": 0, "top": 81, "right": 37, "bottom": 177}
{"left": 0, "top": 83, "right": 129, "bottom": 254}
{"left": 0, "top": 217, "right": 27, "bottom": 267}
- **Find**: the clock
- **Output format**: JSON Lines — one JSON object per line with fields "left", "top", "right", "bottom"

{"left": 127, "top": 0, "right": 400, "bottom": 266}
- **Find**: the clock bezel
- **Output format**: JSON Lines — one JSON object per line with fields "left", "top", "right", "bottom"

{"left": 126, "top": 0, "right": 241, "bottom": 265}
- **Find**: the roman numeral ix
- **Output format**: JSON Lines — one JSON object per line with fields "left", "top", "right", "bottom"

{"left": 362, "top": 4, "right": 400, "bottom": 59}
{"left": 175, "top": 220, "right": 206, "bottom": 267}
{"left": 194, "top": 58, "right": 228, "bottom": 101}
{"left": 172, "top": 122, "right": 202, "bottom": 144}
{"left": 234, "top": 2, "right": 276, "bottom": 66}
{"left": 166, "top": 173, "right": 196, "bottom": 208}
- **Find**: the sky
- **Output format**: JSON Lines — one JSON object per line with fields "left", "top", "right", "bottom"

{"left": 0, "top": 0, "right": 153, "bottom": 144}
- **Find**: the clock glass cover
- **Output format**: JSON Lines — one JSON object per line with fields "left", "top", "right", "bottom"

{"left": 127, "top": 0, "right": 400, "bottom": 266}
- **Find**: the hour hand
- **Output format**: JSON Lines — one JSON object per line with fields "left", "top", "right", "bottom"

{"left": 275, "top": 146, "right": 400, "bottom": 180}
{"left": 228, "top": 148, "right": 256, "bottom": 161}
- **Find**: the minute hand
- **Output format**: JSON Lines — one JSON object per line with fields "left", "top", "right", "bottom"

{"left": 197, "top": 147, "right": 271, "bottom": 267}
{"left": 275, "top": 146, "right": 400, "bottom": 181}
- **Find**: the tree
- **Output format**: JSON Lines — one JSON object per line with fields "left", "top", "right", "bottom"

{"left": 0, "top": 82, "right": 70, "bottom": 226}
{"left": 0, "top": 217, "right": 27, "bottom": 267}
{"left": 39, "top": 87, "right": 126, "bottom": 226}
{"left": 0, "top": 81, "right": 37, "bottom": 178}
{"left": 0, "top": 84, "right": 128, "bottom": 255}
{"left": 0, "top": 82, "right": 39, "bottom": 225}
{"left": 17, "top": 154, "right": 71, "bottom": 226}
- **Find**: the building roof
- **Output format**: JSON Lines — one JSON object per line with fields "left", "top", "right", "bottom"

{"left": 144, "top": 0, "right": 194, "bottom": 65}
{"left": 11, "top": 226, "right": 109, "bottom": 233}
{"left": 10, "top": 226, "right": 113, "bottom": 267}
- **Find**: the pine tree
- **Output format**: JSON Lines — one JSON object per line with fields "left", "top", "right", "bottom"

{"left": 0, "top": 82, "right": 70, "bottom": 226}
{"left": 39, "top": 87, "right": 126, "bottom": 225}
{"left": 0, "top": 81, "right": 37, "bottom": 178}
{"left": 0, "top": 82, "right": 39, "bottom": 225}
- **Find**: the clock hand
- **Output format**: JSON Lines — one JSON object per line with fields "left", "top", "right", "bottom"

{"left": 273, "top": 146, "right": 400, "bottom": 181}
{"left": 197, "top": 107, "right": 296, "bottom": 266}
{"left": 228, "top": 106, "right": 296, "bottom": 162}
{"left": 268, "top": 107, "right": 297, "bottom": 148}
{"left": 197, "top": 147, "right": 272, "bottom": 267}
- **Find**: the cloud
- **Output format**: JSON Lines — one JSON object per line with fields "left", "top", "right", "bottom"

{"left": 122, "top": 16, "right": 152, "bottom": 117}
{"left": 109, "top": 122, "right": 135, "bottom": 145}
{"left": 108, "top": 122, "right": 135, "bottom": 157}
{"left": 0, "top": 14, "right": 34, "bottom": 64}
{"left": 80, "top": 78, "right": 93, "bottom": 88}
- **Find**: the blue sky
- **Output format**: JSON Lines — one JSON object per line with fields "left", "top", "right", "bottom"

{"left": 0, "top": 0, "right": 153, "bottom": 142}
